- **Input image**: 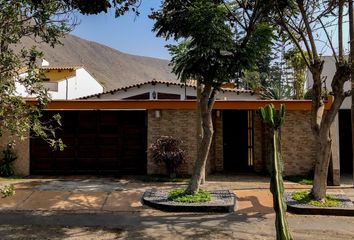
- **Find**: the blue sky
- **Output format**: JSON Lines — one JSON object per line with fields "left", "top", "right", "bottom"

{"left": 72, "top": 1, "right": 173, "bottom": 60}
{"left": 72, "top": 2, "right": 351, "bottom": 60}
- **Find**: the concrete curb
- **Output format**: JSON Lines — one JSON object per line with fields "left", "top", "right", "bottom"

{"left": 285, "top": 192, "right": 354, "bottom": 216}
{"left": 287, "top": 203, "right": 354, "bottom": 216}
{"left": 142, "top": 189, "right": 236, "bottom": 213}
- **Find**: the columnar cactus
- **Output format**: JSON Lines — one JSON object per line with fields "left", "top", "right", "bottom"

{"left": 258, "top": 104, "right": 292, "bottom": 240}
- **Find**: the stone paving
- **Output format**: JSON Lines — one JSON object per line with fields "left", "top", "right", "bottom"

{"left": 0, "top": 174, "right": 353, "bottom": 214}
{"left": 0, "top": 175, "right": 354, "bottom": 239}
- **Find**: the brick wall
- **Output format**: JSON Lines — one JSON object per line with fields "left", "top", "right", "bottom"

{"left": 147, "top": 109, "right": 221, "bottom": 175}
{"left": 0, "top": 108, "right": 336, "bottom": 180}
{"left": 147, "top": 109, "right": 198, "bottom": 175}
{"left": 281, "top": 110, "right": 317, "bottom": 176}
{"left": 0, "top": 130, "right": 30, "bottom": 176}
{"left": 242, "top": 110, "right": 319, "bottom": 177}
{"left": 253, "top": 115, "right": 265, "bottom": 172}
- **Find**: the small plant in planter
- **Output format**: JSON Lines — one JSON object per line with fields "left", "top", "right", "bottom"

{"left": 149, "top": 136, "right": 186, "bottom": 178}
{"left": 0, "top": 143, "right": 17, "bottom": 177}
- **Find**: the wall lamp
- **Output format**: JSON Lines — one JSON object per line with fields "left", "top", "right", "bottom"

{"left": 155, "top": 110, "right": 161, "bottom": 119}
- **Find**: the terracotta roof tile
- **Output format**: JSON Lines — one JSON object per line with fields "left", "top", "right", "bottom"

{"left": 80, "top": 79, "right": 254, "bottom": 99}
{"left": 40, "top": 65, "right": 83, "bottom": 70}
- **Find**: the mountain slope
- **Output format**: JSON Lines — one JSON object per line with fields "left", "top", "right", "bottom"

{"left": 18, "top": 35, "right": 177, "bottom": 90}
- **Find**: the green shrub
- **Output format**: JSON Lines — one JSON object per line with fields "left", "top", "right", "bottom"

{"left": 1, "top": 184, "right": 15, "bottom": 198}
{"left": 168, "top": 188, "right": 211, "bottom": 203}
{"left": 0, "top": 144, "right": 17, "bottom": 177}
{"left": 291, "top": 190, "right": 342, "bottom": 207}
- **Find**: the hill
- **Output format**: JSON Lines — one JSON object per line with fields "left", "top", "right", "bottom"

{"left": 18, "top": 35, "right": 177, "bottom": 90}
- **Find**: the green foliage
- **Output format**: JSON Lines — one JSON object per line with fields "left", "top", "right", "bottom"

{"left": 168, "top": 188, "right": 211, "bottom": 203}
{"left": 154, "top": 1, "right": 237, "bottom": 87}
{"left": 242, "top": 71, "right": 262, "bottom": 92}
{"left": 0, "top": 1, "right": 86, "bottom": 149}
{"left": 292, "top": 191, "right": 342, "bottom": 207}
{"left": 1, "top": 184, "right": 15, "bottom": 198}
{"left": 0, "top": 0, "right": 137, "bottom": 149}
{"left": 151, "top": 0, "right": 274, "bottom": 87}
{"left": 260, "top": 81, "right": 293, "bottom": 100}
{"left": 151, "top": 0, "right": 274, "bottom": 194}
{"left": 284, "top": 48, "right": 308, "bottom": 99}
{"left": 0, "top": 144, "right": 17, "bottom": 177}
{"left": 149, "top": 136, "right": 186, "bottom": 178}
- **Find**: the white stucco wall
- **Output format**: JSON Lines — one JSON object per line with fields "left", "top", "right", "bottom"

{"left": 305, "top": 56, "right": 351, "bottom": 109}
{"left": 16, "top": 68, "right": 104, "bottom": 100}
{"left": 88, "top": 83, "right": 258, "bottom": 100}
{"left": 49, "top": 68, "right": 103, "bottom": 100}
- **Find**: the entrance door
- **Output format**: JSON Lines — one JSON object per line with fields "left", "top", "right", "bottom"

{"left": 223, "top": 110, "right": 252, "bottom": 172}
{"left": 339, "top": 110, "right": 353, "bottom": 174}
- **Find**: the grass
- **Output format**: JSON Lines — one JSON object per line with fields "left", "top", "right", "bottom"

{"left": 291, "top": 190, "right": 342, "bottom": 207}
{"left": 168, "top": 188, "right": 211, "bottom": 203}
{"left": 284, "top": 175, "right": 313, "bottom": 185}
{"left": 143, "top": 174, "right": 190, "bottom": 183}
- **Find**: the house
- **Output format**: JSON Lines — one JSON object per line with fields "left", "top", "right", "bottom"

{"left": 16, "top": 60, "right": 104, "bottom": 100}
{"left": 80, "top": 80, "right": 257, "bottom": 101}
{"left": 2, "top": 80, "right": 339, "bottom": 185}
{"left": 305, "top": 56, "right": 351, "bottom": 178}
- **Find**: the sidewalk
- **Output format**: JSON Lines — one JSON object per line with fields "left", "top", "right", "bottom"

{"left": 0, "top": 175, "right": 351, "bottom": 214}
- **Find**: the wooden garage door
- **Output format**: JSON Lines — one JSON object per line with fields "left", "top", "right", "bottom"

{"left": 30, "top": 111, "right": 147, "bottom": 175}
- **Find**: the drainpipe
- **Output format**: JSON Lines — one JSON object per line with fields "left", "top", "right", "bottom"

{"left": 65, "top": 77, "right": 68, "bottom": 100}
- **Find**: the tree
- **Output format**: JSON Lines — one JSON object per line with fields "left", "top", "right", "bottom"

{"left": 284, "top": 48, "right": 308, "bottom": 99}
{"left": 150, "top": 0, "right": 274, "bottom": 194}
{"left": 0, "top": 0, "right": 137, "bottom": 149}
{"left": 0, "top": 0, "right": 74, "bottom": 149}
{"left": 260, "top": 81, "right": 292, "bottom": 100}
{"left": 273, "top": 1, "right": 351, "bottom": 201}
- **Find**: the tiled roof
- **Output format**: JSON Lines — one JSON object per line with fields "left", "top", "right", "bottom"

{"left": 80, "top": 79, "right": 254, "bottom": 99}
{"left": 40, "top": 65, "right": 83, "bottom": 70}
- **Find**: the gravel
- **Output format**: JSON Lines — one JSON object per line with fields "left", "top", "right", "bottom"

{"left": 284, "top": 191, "right": 354, "bottom": 209}
{"left": 142, "top": 188, "right": 236, "bottom": 212}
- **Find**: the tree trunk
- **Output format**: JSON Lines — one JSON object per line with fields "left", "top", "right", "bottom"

{"left": 196, "top": 80, "right": 205, "bottom": 184}
{"left": 309, "top": 64, "right": 327, "bottom": 201}
{"left": 186, "top": 84, "right": 215, "bottom": 194}
{"left": 311, "top": 130, "right": 332, "bottom": 201}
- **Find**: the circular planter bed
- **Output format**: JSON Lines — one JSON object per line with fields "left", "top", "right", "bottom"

{"left": 285, "top": 191, "right": 354, "bottom": 216}
{"left": 142, "top": 189, "right": 236, "bottom": 212}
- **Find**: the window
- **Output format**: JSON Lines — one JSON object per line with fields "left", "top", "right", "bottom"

{"left": 247, "top": 110, "right": 254, "bottom": 166}
{"left": 43, "top": 82, "right": 58, "bottom": 92}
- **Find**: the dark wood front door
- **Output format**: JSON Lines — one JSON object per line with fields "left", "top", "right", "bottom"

{"left": 339, "top": 110, "right": 352, "bottom": 174}
{"left": 30, "top": 110, "right": 147, "bottom": 175}
{"left": 223, "top": 110, "right": 251, "bottom": 172}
